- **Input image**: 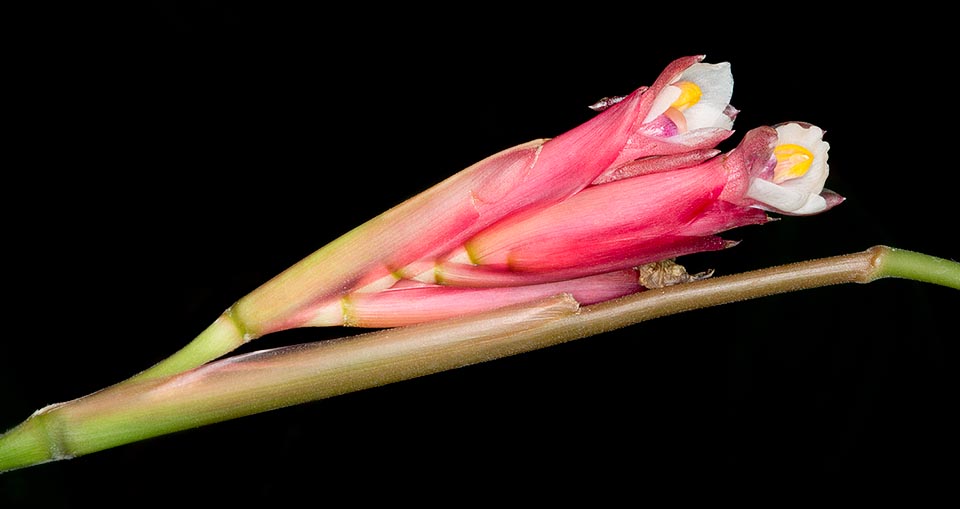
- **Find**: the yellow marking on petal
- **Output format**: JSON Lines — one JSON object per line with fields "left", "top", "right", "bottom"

{"left": 670, "top": 81, "right": 702, "bottom": 111}
{"left": 772, "top": 143, "right": 814, "bottom": 183}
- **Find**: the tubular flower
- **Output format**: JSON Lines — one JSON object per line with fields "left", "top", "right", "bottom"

{"left": 743, "top": 122, "right": 843, "bottom": 215}
{"left": 294, "top": 121, "right": 840, "bottom": 328}
{"left": 243, "top": 56, "right": 841, "bottom": 333}
{"left": 595, "top": 59, "right": 738, "bottom": 180}
{"left": 407, "top": 126, "right": 784, "bottom": 287}
{"left": 239, "top": 55, "right": 738, "bottom": 335}
{"left": 641, "top": 61, "right": 736, "bottom": 134}
{"left": 434, "top": 123, "right": 838, "bottom": 286}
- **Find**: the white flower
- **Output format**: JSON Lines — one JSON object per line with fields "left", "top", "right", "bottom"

{"left": 642, "top": 62, "right": 735, "bottom": 131}
{"left": 746, "top": 122, "right": 832, "bottom": 215}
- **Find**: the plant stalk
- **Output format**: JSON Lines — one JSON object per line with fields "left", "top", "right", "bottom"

{"left": 1, "top": 246, "right": 956, "bottom": 472}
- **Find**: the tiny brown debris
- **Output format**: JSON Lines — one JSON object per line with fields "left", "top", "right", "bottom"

{"left": 588, "top": 95, "right": 626, "bottom": 112}
{"left": 636, "top": 259, "right": 714, "bottom": 289}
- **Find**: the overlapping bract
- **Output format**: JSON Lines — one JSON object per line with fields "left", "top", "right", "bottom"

{"left": 255, "top": 55, "right": 842, "bottom": 330}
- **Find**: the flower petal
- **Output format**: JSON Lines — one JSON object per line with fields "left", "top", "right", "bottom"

{"left": 642, "top": 62, "right": 735, "bottom": 131}
{"left": 743, "top": 122, "right": 840, "bottom": 216}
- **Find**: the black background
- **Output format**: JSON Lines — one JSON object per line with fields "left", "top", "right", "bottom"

{"left": 2, "top": 3, "right": 957, "bottom": 504}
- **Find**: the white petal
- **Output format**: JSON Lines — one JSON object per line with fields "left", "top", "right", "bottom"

{"left": 641, "top": 62, "right": 733, "bottom": 127}
{"left": 746, "top": 179, "right": 810, "bottom": 213}
{"left": 642, "top": 86, "right": 681, "bottom": 124}
{"left": 790, "top": 193, "right": 828, "bottom": 215}
{"left": 679, "top": 62, "right": 734, "bottom": 131}
{"left": 775, "top": 123, "right": 830, "bottom": 196}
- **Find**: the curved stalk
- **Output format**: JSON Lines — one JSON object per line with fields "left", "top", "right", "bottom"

{"left": 1, "top": 246, "right": 956, "bottom": 472}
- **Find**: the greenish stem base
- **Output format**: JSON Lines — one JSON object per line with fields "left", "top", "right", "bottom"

{"left": 128, "top": 311, "right": 249, "bottom": 382}
{"left": 0, "top": 412, "right": 62, "bottom": 472}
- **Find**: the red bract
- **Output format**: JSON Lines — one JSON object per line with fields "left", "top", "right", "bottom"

{"left": 307, "top": 270, "right": 644, "bottom": 328}
{"left": 240, "top": 56, "right": 841, "bottom": 332}
{"left": 238, "top": 55, "right": 740, "bottom": 334}
{"left": 308, "top": 122, "right": 840, "bottom": 327}
{"left": 236, "top": 55, "right": 742, "bottom": 334}
{"left": 410, "top": 127, "right": 779, "bottom": 287}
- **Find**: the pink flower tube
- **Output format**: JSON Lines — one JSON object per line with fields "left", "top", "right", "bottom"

{"left": 306, "top": 270, "right": 643, "bottom": 328}
{"left": 409, "top": 123, "right": 839, "bottom": 289}
{"left": 239, "top": 55, "right": 738, "bottom": 335}
{"left": 301, "top": 122, "right": 841, "bottom": 327}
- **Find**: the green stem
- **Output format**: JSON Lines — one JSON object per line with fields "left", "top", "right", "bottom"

{"left": 875, "top": 246, "right": 960, "bottom": 289}
{"left": 128, "top": 312, "right": 249, "bottom": 383}
{"left": 1, "top": 246, "right": 956, "bottom": 472}
{"left": 1, "top": 295, "right": 580, "bottom": 472}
